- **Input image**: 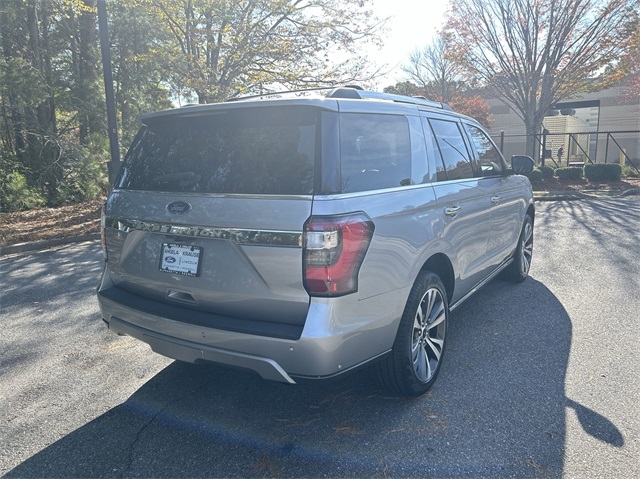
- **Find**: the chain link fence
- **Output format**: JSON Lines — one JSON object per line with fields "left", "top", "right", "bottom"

{"left": 492, "top": 130, "right": 640, "bottom": 173}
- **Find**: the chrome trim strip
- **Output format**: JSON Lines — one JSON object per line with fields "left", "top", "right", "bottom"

{"left": 449, "top": 258, "right": 513, "bottom": 312}
{"left": 104, "top": 217, "right": 302, "bottom": 247}
{"left": 312, "top": 183, "right": 435, "bottom": 200}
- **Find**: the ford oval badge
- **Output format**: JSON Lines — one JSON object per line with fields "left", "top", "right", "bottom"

{"left": 167, "top": 201, "right": 192, "bottom": 214}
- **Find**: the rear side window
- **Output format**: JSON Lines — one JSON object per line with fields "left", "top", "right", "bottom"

{"left": 429, "top": 119, "right": 474, "bottom": 181}
{"left": 117, "top": 106, "right": 317, "bottom": 195}
{"left": 340, "top": 114, "right": 411, "bottom": 193}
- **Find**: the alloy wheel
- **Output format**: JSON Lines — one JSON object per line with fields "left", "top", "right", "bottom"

{"left": 521, "top": 220, "right": 533, "bottom": 275}
{"left": 412, "top": 287, "right": 446, "bottom": 383}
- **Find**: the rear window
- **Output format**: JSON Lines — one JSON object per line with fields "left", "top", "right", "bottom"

{"left": 117, "top": 106, "right": 317, "bottom": 195}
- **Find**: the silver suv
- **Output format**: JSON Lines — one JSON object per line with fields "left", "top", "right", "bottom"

{"left": 98, "top": 87, "right": 535, "bottom": 397}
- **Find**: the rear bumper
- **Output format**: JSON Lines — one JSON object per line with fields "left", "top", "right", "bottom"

{"left": 97, "top": 285, "right": 407, "bottom": 383}
{"left": 108, "top": 316, "right": 296, "bottom": 383}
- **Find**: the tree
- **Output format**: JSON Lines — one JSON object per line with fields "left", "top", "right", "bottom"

{"left": 0, "top": 0, "right": 387, "bottom": 211}
{"left": 0, "top": 0, "right": 110, "bottom": 208}
{"left": 75, "top": 0, "right": 103, "bottom": 143}
{"left": 385, "top": 35, "right": 493, "bottom": 127}
{"left": 402, "top": 36, "right": 464, "bottom": 102}
{"left": 109, "top": 1, "right": 174, "bottom": 146}
{"left": 143, "top": 0, "right": 385, "bottom": 103}
{"left": 443, "top": 0, "right": 638, "bottom": 158}
{"left": 599, "top": 15, "right": 640, "bottom": 102}
{"left": 384, "top": 80, "right": 493, "bottom": 127}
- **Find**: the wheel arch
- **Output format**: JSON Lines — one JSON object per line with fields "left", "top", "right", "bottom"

{"left": 420, "top": 253, "right": 455, "bottom": 304}
{"left": 526, "top": 203, "right": 535, "bottom": 223}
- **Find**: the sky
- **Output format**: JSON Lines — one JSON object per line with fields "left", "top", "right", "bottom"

{"left": 367, "top": 0, "right": 451, "bottom": 88}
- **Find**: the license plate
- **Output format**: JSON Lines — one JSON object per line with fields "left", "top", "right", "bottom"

{"left": 159, "top": 243, "right": 202, "bottom": 277}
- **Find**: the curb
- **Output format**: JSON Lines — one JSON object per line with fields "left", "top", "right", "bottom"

{"left": 533, "top": 192, "right": 583, "bottom": 201}
{"left": 620, "top": 188, "right": 640, "bottom": 197}
{"left": 0, "top": 233, "right": 101, "bottom": 257}
{"left": 534, "top": 188, "right": 640, "bottom": 201}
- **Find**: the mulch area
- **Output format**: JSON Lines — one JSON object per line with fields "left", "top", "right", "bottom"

{"left": 0, "top": 200, "right": 103, "bottom": 247}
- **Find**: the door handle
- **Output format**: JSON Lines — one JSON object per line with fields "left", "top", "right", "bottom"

{"left": 444, "top": 206, "right": 461, "bottom": 217}
{"left": 491, "top": 196, "right": 502, "bottom": 204}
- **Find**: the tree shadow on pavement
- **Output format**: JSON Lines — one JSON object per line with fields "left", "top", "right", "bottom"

{"left": 5, "top": 277, "right": 623, "bottom": 478}
{"left": 536, "top": 198, "right": 640, "bottom": 287}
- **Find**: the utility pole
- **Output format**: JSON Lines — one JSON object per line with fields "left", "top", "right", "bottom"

{"left": 97, "top": 0, "right": 121, "bottom": 185}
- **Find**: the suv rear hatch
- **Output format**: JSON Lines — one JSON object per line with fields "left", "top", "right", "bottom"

{"left": 101, "top": 104, "right": 319, "bottom": 340}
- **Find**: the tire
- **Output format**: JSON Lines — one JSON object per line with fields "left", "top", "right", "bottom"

{"left": 504, "top": 214, "right": 534, "bottom": 282}
{"left": 375, "top": 270, "right": 448, "bottom": 397}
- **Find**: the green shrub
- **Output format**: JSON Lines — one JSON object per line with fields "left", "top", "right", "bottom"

{"left": 622, "top": 164, "right": 640, "bottom": 178}
{"left": 539, "top": 165, "right": 554, "bottom": 180}
{"left": 584, "top": 163, "right": 622, "bottom": 182}
{"left": 0, "top": 171, "right": 46, "bottom": 212}
{"left": 555, "top": 167, "right": 583, "bottom": 181}
{"left": 54, "top": 134, "right": 109, "bottom": 205}
{"left": 528, "top": 168, "right": 543, "bottom": 183}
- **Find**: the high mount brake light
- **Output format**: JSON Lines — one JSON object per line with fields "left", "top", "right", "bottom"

{"left": 303, "top": 213, "right": 374, "bottom": 297}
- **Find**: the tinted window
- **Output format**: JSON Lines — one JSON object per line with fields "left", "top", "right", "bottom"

{"left": 340, "top": 114, "right": 411, "bottom": 193}
{"left": 117, "top": 107, "right": 316, "bottom": 195}
{"left": 429, "top": 119, "right": 474, "bottom": 181}
{"left": 465, "top": 124, "right": 504, "bottom": 177}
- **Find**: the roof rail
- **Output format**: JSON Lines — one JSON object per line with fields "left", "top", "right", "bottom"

{"left": 326, "top": 86, "right": 452, "bottom": 110}
{"left": 225, "top": 86, "right": 345, "bottom": 102}
{"left": 223, "top": 85, "right": 453, "bottom": 111}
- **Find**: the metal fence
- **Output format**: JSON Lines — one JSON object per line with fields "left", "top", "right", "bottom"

{"left": 492, "top": 130, "right": 640, "bottom": 173}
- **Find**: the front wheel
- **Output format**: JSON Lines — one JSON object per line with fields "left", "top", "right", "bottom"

{"left": 375, "top": 270, "right": 448, "bottom": 397}
{"left": 505, "top": 214, "right": 533, "bottom": 282}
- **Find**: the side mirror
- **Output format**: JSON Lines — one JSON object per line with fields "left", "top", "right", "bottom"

{"left": 511, "top": 155, "right": 534, "bottom": 175}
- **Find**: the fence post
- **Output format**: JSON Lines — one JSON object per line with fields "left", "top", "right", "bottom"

{"left": 605, "top": 133, "right": 610, "bottom": 164}
{"left": 500, "top": 130, "right": 504, "bottom": 154}
{"left": 541, "top": 129, "right": 548, "bottom": 167}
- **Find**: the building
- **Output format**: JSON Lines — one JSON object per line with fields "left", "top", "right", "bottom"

{"left": 485, "top": 83, "right": 640, "bottom": 166}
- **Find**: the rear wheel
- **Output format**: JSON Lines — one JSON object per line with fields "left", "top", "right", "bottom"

{"left": 375, "top": 270, "right": 448, "bottom": 397}
{"left": 505, "top": 214, "right": 533, "bottom": 282}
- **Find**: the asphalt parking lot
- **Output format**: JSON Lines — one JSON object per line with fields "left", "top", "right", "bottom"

{"left": 1, "top": 197, "right": 638, "bottom": 478}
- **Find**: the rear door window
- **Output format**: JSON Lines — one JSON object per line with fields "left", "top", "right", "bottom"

{"left": 117, "top": 106, "right": 317, "bottom": 195}
{"left": 339, "top": 114, "right": 411, "bottom": 193}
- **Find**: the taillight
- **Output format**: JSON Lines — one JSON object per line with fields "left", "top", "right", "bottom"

{"left": 303, "top": 212, "right": 374, "bottom": 297}
{"left": 100, "top": 206, "right": 108, "bottom": 261}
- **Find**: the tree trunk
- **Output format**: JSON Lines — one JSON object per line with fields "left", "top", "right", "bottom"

{"left": 78, "top": 0, "right": 100, "bottom": 143}
{"left": 118, "top": 33, "right": 131, "bottom": 143}
{"left": 41, "top": 2, "right": 57, "bottom": 136}
{"left": 1, "top": 7, "right": 26, "bottom": 157}
{"left": 26, "top": 0, "right": 50, "bottom": 131}
{"left": 523, "top": 115, "right": 539, "bottom": 162}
